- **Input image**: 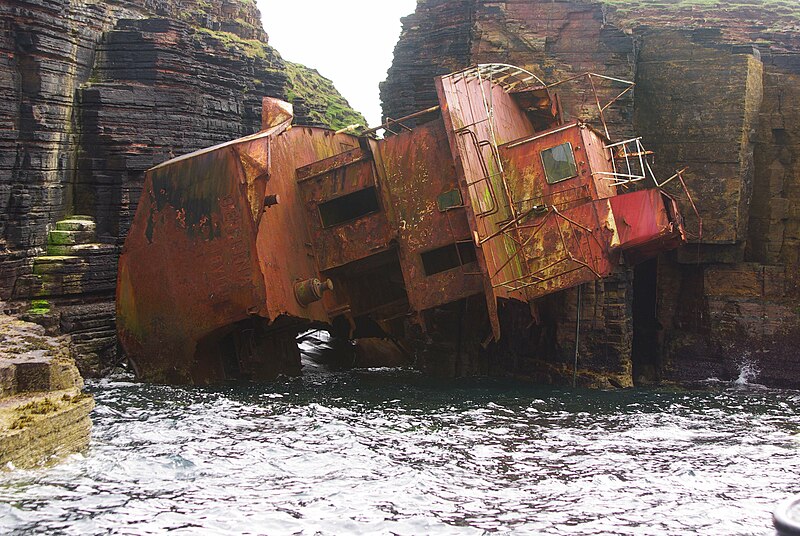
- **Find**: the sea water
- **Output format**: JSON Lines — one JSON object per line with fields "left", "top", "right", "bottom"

{"left": 1, "top": 366, "right": 799, "bottom": 535}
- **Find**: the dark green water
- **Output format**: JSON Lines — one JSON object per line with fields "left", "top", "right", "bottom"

{"left": 1, "top": 367, "right": 799, "bottom": 535}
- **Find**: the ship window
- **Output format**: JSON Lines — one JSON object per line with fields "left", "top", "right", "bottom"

{"left": 541, "top": 142, "right": 578, "bottom": 184}
{"left": 319, "top": 187, "right": 380, "bottom": 228}
{"left": 421, "top": 241, "right": 477, "bottom": 276}
{"left": 437, "top": 189, "right": 464, "bottom": 211}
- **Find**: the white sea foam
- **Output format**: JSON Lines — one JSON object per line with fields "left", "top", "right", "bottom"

{"left": 734, "top": 356, "right": 761, "bottom": 386}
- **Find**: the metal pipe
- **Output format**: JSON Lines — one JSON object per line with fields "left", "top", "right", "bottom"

{"left": 589, "top": 74, "right": 611, "bottom": 140}
{"left": 573, "top": 284, "right": 583, "bottom": 388}
{"left": 505, "top": 122, "right": 580, "bottom": 149}
{"left": 360, "top": 106, "right": 441, "bottom": 136}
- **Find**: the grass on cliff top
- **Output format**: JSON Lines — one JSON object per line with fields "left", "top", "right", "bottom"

{"left": 183, "top": 0, "right": 263, "bottom": 39}
{"left": 193, "top": 28, "right": 366, "bottom": 131}
{"left": 196, "top": 27, "right": 271, "bottom": 59}
{"left": 285, "top": 62, "right": 367, "bottom": 131}
{"left": 600, "top": 0, "right": 800, "bottom": 23}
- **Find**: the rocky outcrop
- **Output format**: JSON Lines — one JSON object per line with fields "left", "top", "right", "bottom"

{"left": 285, "top": 61, "right": 367, "bottom": 130}
{"left": 382, "top": 0, "right": 800, "bottom": 387}
{"left": 0, "top": 0, "right": 131, "bottom": 299}
{"left": 0, "top": 309, "right": 93, "bottom": 469}
{"left": 635, "top": 30, "right": 800, "bottom": 387}
{"left": 0, "top": 0, "right": 363, "bottom": 376}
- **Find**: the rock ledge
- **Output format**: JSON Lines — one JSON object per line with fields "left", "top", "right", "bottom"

{"left": 0, "top": 309, "right": 94, "bottom": 470}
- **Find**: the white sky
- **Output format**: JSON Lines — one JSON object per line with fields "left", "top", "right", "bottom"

{"left": 257, "top": 0, "right": 417, "bottom": 127}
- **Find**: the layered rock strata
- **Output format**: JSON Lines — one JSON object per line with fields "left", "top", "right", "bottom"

{"left": 382, "top": 0, "right": 800, "bottom": 387}
{"left": 76, "top": 17, "right": 288, "bottom": 240}
{"left": 0, "top": 309, "right": 93, "bottom": 469}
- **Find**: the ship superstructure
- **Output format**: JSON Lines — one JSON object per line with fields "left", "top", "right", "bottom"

{"left": 117, "top": 65, "right": 692, "bottom": 383}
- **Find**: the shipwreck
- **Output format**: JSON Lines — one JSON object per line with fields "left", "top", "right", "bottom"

{"left": 117, "top": 64, "right": 695, "bottom": 384}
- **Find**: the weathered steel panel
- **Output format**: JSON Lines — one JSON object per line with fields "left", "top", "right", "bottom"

{"left": 298, "top": 151, "right": 393, "bottom": 272}
{"left": 296, "top": 147, "right": 369, "bottom": 182}
{"left": 610, "top": 189, "right": 686, "bottom": 264}
{"left": 374, "top": 118, "right": 484, "bottom": 313}
{"left": 581, "top": 126, "right": 617, "bottom": 200}
{"left": 436, "top": 72, "right": 538, "bottom": 334}
{"left": 118, "top": 142, "right": 268, "bottom": 383}
{"left": 519, "top": 199, "right": 620, "bottom": 300}
{"left": 500, "top": 123, "right": 595, "bottom": 212}
{"left": 254, "top": 127, "right": 364, "bottom": 321}
{"left": 320, "top": 249, "right": 407, "bottom": 321}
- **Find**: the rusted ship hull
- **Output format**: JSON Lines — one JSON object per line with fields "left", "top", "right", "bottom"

{"left": 118, "top": 110, "right": 360, "bottom": 383}
{"left": 118, "top": 66, "right": 688, "bottom": 384}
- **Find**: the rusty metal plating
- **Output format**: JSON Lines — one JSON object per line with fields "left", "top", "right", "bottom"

{"left": 117, "top": 65, "right": 690, "bottom": 384}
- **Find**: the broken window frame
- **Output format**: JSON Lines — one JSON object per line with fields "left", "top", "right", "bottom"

{"left": 436, "top": 189, "right": 464, "bottom": 212}
{"left": 318, "top": 186, "right": 382, "bottom": 229}
{"left": 420, "top": 241, "right": 478, "bottom": 277}
{"left": 540, "top": 142, "right": 578, "bottom": 185}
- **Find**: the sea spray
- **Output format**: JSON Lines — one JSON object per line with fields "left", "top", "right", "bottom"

{"left": 735, "top": 353, "right": 761, "bottom": 386}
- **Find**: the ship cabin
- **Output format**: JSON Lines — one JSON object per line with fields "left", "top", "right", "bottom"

{"left": 295, "top": 64, "right": 685, "bottom": 342}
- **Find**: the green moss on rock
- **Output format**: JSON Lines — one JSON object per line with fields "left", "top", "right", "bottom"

{"left": 285, "top": 61, "right": 367, "bottom": 130}
{"left": 17, "top": 398, "right": 60, "bottom": 416}
{"left": 10, "top": 415, "right": 34, "bottom": 430}
{"left": 28, "top": 299, "right": 50, "bottom": 316}
{"left": 195, "top": 27, "right": 271, "bottom": 59}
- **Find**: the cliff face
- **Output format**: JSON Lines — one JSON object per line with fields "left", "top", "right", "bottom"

{"left": 382, "top": 0, "right": 636, "bottom": 134}
{"left": 0, "top": 0, "right": 363, "bottom": 374}
{"left": 379, "top": 0, "right": 476, "bottom": 123}
{"left": 382, "top": 0, "right": 800, "bottom": 387}
{"left": 75, "top": 18, "right": 287, "bottom": 241}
